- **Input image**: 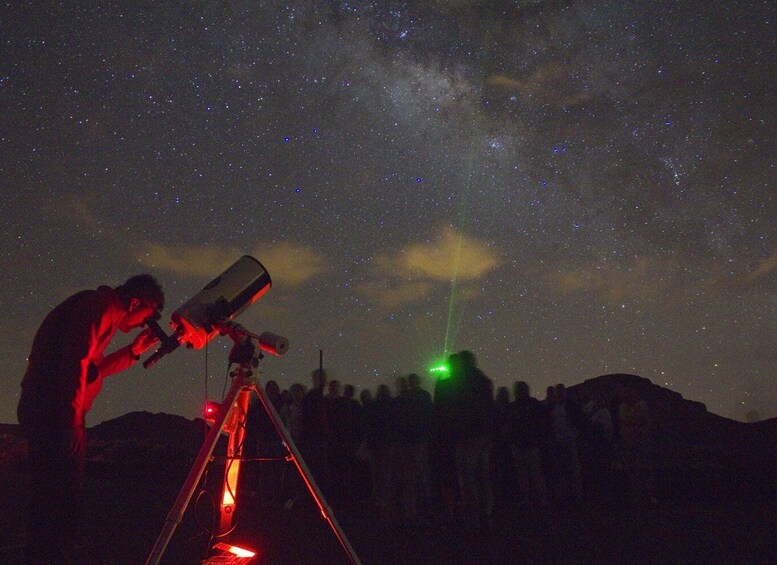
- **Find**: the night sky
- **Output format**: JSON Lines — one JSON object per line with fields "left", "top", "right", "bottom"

{"left": 2, "top": 1, "right": 775, "bottom": 425}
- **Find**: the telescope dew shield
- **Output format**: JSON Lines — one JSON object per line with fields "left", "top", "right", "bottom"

{"left": 171, "top": 255, "right": 272, "bottom": 349}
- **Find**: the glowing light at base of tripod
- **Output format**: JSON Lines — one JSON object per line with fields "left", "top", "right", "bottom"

{"left": 213, "top": 542, "right": 256, "bottom": 558}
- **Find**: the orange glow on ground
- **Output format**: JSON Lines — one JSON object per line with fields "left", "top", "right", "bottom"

{"left": 213, "top": 542, "right": 256, "bottom": 558}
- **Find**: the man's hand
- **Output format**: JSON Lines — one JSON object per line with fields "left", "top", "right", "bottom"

{"left": 131, "top": 327, "right": 160, "bottom": 357}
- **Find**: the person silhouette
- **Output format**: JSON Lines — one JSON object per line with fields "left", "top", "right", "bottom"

{"left": 17, "top": 274, "right": 164, "bottom": 563}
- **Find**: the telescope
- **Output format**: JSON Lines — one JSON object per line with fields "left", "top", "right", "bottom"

{"left": 143, "top": 255, "right": 359, "bottom": 565}
{"left": 143, "top": 255, "right": 287, "bottom": 368}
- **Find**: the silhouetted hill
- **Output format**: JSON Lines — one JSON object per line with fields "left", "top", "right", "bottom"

{"left": 569, "top": 373, "right": 777, "bottom": 502}
{"left": 570, "top": 373, "right": 777, "bottom": 462}
{"left": 2, "top": 376, "right": 777, "bottom": 563}
{"left": 89, "top": 410, "right": 207, "bottom": 447}
{"left": 86, "top": 411, "right": 211, "bottom": 478}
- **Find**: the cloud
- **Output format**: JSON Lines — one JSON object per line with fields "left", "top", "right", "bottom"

{"left": 547, "top": 256, "right": 682, "bottom": 304}
{"left": 488, "top": 74, "right": 523, "bottom": 91}
{"left": 746, "top": 247, "right": 777, "bottom": 282}
{"left": 376, "top": 226, "right": 499, "bottom": 281}
{"left": 355, "top": 280, "right": 434, "bottom": 309}
{"left": 137, "top": 230, "right": 498, "bottom": 312}
{"left": 137, "top": 241, "right": 327, "bottom": 286}
{"left": 137, "top": 244, "right": 234, "bottom": 277}
{"left": 361, "top": 227, "right": 499, "bottom": 309}
{"left": 45, "top": 193, "right": 104, "bottom": 233}
{"left": 258, "top": 241, "right": 330, "bottom": 286}
{"left": 488, "top": 64, "right": 596, "bottom": 108}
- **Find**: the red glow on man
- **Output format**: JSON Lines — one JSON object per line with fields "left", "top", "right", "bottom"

{"left": 17, "top": 274, "right": 164, "bottom": 563}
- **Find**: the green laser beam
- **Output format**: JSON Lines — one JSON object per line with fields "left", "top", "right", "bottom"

{"left": 442, "top": 20, "right": 495, "bottom": 359}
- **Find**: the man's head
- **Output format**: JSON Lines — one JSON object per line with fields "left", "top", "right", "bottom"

{"left": 311, "top": 368, "right": 327, "bottom": 390}
{"left": 459, "top": 350, "right": 477, "bottom": 370}
{"left": 115, "top": 274, "right": 164, "bottom": 332}
{"left": 290, "top": 383, "right": 305, "bottom": 403}
{"left": 513, "top": 380, "right": 530, "bottom": 401}
{"left": 447, "top": 353, "right": 462, "bottom": 378}
{"left": 266, "top": 380, "right": 281, "bottom": 399}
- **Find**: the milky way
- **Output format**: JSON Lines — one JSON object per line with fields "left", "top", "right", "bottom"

{"left": 2, "top": 1, "right": 776, "bottom": 424}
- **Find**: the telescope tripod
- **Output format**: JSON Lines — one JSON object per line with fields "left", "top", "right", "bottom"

{"left": 145, "top": 338, "right": 361, "bottom": 565}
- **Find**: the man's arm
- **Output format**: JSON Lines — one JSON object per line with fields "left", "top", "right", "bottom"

{"left": 96, "top": 328, "right": 159, "bottom": 377}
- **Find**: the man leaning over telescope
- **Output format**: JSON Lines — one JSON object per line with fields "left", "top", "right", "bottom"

{"left": 17, "top": 274, "right": 164, "bottom": 564}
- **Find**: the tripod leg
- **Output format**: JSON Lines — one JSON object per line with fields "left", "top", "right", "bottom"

{"left": 218, "top": 388, "right": 250, "bottom": 535}
{"left": 145, "top": 376, "right": 247, "bottom": 565}
{"left": 251, "top": 385, "right": 362, "bottom": 565}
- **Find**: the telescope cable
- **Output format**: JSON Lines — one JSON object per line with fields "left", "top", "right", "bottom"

{"left": 204, "top": 342, "right": 210, "bottom": 408}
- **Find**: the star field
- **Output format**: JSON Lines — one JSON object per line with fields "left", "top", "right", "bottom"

{"left": 1, "top": 1, "right": 776, "bottom": 424}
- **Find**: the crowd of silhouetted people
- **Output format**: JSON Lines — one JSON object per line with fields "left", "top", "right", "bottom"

{"left": 241, "top": 350, "right": 656, "bottom": 530}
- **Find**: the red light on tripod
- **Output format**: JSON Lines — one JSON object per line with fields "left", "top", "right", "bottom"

{"left": 204, "top": 401, "right": 222, "bottom": 423}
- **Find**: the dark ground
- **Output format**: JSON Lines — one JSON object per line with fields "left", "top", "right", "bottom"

{"left": 1, "top": 450, "right": 777, "bottom": 564}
